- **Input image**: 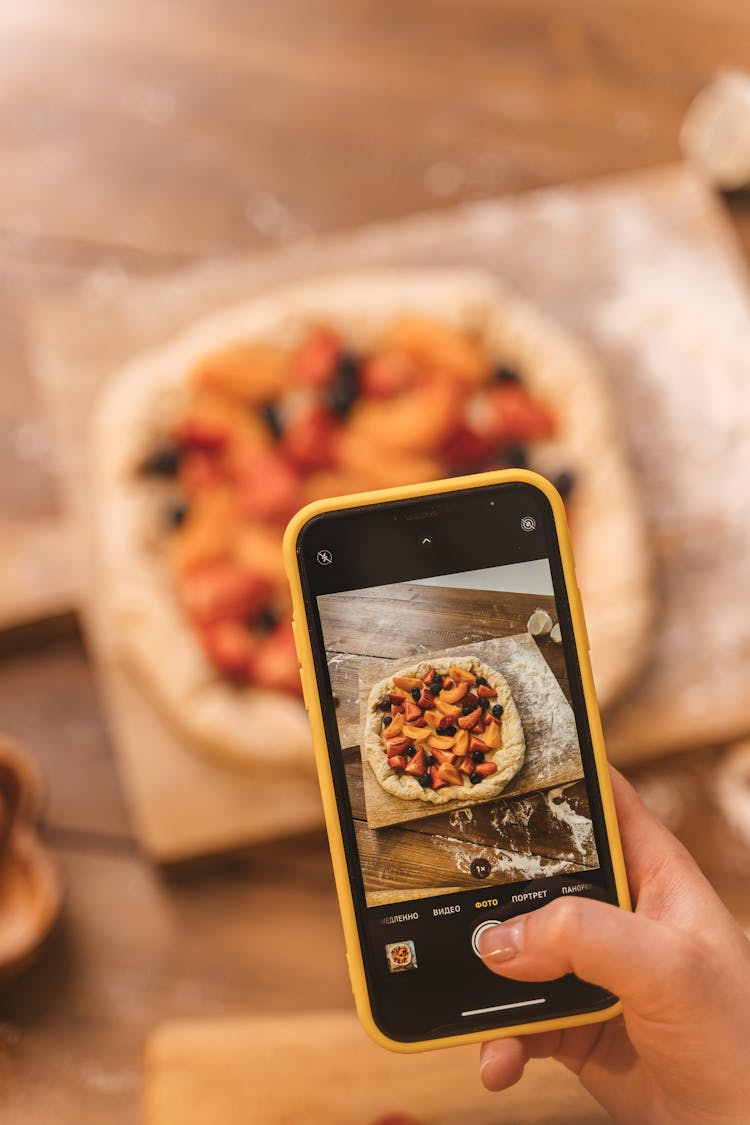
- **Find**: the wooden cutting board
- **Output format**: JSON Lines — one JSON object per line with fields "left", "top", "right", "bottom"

{"left": 28, "top": 163, "right": 750, "bottom": 859}
{"left": 143, "top": 1010, "right": 609, "bottom": 1125}
{"left": 354, "top": 632, "right": 581, "bottom": 831}
{"left": 0, "top": 516, "right": 81, "bottom": 631}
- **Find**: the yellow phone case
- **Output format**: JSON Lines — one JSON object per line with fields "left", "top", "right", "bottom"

{"left": 283, "top": 468, "right": 632, "bottom": 1053}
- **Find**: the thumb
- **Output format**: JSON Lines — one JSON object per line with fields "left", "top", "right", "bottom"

{"left": 477, "top": 896, "right": 693, "bottom": 1017}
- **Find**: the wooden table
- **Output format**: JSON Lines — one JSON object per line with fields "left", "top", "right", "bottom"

{"left": 2, "top": 3, "right": 750, "bottom": 1121}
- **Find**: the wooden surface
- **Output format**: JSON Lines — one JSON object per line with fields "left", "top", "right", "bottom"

{"left": 3, "top": 2, "right": 750, "bottom": 1121}
{"left": 143, "top": 1011, "right": 608, "bottom": 1124}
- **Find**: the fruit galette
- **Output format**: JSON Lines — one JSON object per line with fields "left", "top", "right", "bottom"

{"left": 94, "top": 268, "right": 650, "bottom": 767}
{"left": 363, "top": 657, "right": 525, "bottom": 805}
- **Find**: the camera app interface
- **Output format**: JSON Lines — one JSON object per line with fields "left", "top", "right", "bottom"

{"left": 314, "top": 523, "right": 614, "bottom": 1039}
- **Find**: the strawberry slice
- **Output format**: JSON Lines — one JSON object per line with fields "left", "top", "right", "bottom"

{"left": 440, "top": 423, "right": 494, "bottom": 468}
{"left": 482, "top": 383, "right": 556, "bottom": 444}
{"left": 388, "top": 691, "right": 407, "bottom": 705}
{"left": 430, "top": 747, "right": 454, "bottom": 766}
{"left": 199, "top": 620, "right": 257, "bottom": 681}
{"left": 247, "top": 620, "right": 301, "bottom": 694}
{"left": 469, "top": 735, "right": 489, "bottom": 754}
{"left": 404, "top": 748, "right": 427, "bottom": 777}
{"left": 387, "top": 755, "right": 407, "bottom": 772}
{"left": 476, "top": 684, "right": 498, "bottom": 699}
{"left": 429, "top": 765, "right": 449, "bottom": 790}
{"left": 458, "top": 707, "right": 482, "bottom": 730}
{"left": 282, "top": 407, "right": 338, "bottom": 471}
{"left": 416, "top": 689, "right": 435, "bottom": 709}
{"left": 234, "top": 448, "right": 302, "bottom": 522}
{"left": 474, "top": 761, "right": 498, "bottom": 778}
{"left": 403, "top": 700, "right": 422, "bottom": 723}
{"left": 175, "top": 416, "right": 229, "bottom": 452}
{"left": 421, "top": 667, "right": 436, "bottom": 684}
{"left": 178, "top": 449, "right": 227, "bottom": 494}
{"left": 385, "top": 736, "right": 410, "bottom": 756}
{"left": 288, "top": 326, "right": 341, "bottom": 389}
{"left": 463, "top": 692, "right": 479, "bottom": 708}
{"left": 458, "top": 755, "right": 475, "bottom": 776}
{"left": 177, "top": 561, "right": 270, "bottom": 627}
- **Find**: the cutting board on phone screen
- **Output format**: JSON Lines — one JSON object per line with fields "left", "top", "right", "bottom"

{"left": 143, "top": 1011, "right": 608, "bottom": 1125}
{"left": 29, "top": 163, "right": 750, "bottom": 859}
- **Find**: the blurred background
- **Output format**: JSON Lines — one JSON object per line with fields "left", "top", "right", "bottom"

{"left": 2, "top": 2, "right": 750, "bottom": 1122}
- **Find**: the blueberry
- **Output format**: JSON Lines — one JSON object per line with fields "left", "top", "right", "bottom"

{"left": 410, "top": 687, "right": 421, "bottom": 702}
{"left": 425, "top": 753, "right": 436, "bottom": 767}
{"left": 429, "top": 676, "right": 442, "bottom": 694}
{"left": 328, "top": 353, "right": 359, "bottom": 416}
{"left": 259, "top": 402, "right": 283, "bottom": 439}
{"left": 478, "top": 696, "right": 490, "bottom": 711}
{"left": 492, "top": 704, "right": 504, "bottom": 719}
{"left": 378, "top": 699, "right": 392, "bottom": 712}
{"left": 382, "top": 715, "right": 393, "bottom": 728}
{"left": 503, "top": 443, "right": 528, "bottom": 469}
{"left": 142, "top": 443, "right": 181, "bottom": 477}
{"left": 494, "top": 365, "right": 521, "bottom": 384}
{"left": 253, "top": 606, "right": 281, "bottom": 635}
{"left": 469, "top": 771, "right": 482, "bottom": 784}
{"left": 405, "top": 747, "right": 416, "bottom": 759}
{"left": 461, "top": 704, "right": 473, "bottom": 716}
{"left": 553, "top": 470, "right": 576, "bottom": 500}
{"left": 165, "top": 500, "right": 189, "bottom": 528}
{"left": 418, "top": 772, "right": 432, "bottom": 788}
{"left": 475, "top": 676, "right": 489, "bottom": 687}
{"left": 472, "top": 750, "right": 485, "bottom": 763}
{"left": 442, "top": 725, "right": 457, "bottom": 737}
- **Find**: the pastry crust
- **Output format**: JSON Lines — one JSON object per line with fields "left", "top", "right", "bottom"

{"left": 93, "top": 267, "right": 652, "bottom": 769}
{"left": 363, "top": 656, "right": 525, "bottom": 805}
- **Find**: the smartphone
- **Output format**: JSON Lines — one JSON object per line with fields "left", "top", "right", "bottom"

{"left": 283, "top": 469, "right": 631, "bottom": 1052}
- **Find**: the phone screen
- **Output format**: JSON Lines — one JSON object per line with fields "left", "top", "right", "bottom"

{"left": 296, "top": 480, "right": 620, "bottom": 1043}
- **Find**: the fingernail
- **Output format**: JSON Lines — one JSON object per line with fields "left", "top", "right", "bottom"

{"left": 478, "top": 918, "right": 525, "bottom": 963}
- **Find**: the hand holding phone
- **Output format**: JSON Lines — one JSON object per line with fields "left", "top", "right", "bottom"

{"left": 479, "top": 767, "right": 750, "bottom": 1125}
{"left": 284, "top": 469, "right": 630, "bottom": 1051}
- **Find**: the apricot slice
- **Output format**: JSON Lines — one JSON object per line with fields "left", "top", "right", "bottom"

{"left": 482, "top": 720, "right": 502, "bottom": 750}
{"left": 426, "top": 734, "right": 455, "bottom": 751}
{"left": 435, "top": 699, "right": 462, "bottom": 719}
{"left": 440, "top": 681, "right": 468, "bottom": 705}
{"left": 402, "top": 724, "right": 432, "bottom": 742}
{"left": 452, "top": 730, "right": 470, "bottom": 757}
{"left": 393, "top": 675, "right": 424, "bottom": 692}
{"left": 449, "top": 666, "right": 477, "bottom": 684}
{"left": 385, "top": 714, "right": 405, "bottom": 739}
{"left": 437, "top": 762, "right": 464, "bottom": 787}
